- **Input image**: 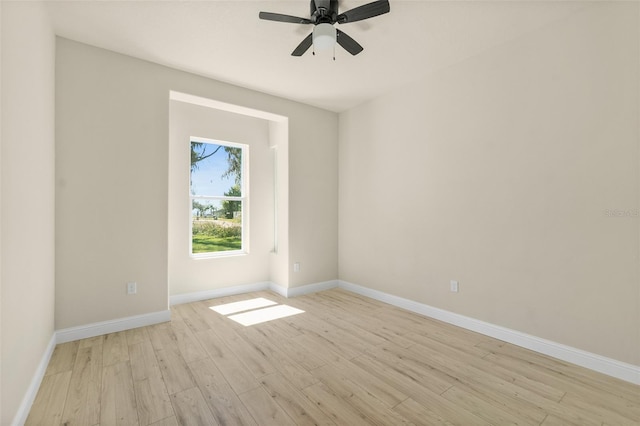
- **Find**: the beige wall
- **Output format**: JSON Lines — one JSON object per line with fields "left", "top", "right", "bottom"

{"left": 1, "top": 3, "right": 4, "bottom": 421}
{"left": 339, "top": 2, "right": 639, "bottom": 365}
{"left": 168, "top": 100, "right": 274, "bottom": 294}
{"left": 1, "top": 2, "right": 56, "bottom": 424}
{"left": 269, "top": 120, "right": 290, "bottom": 289}
{"left": 56, "top": 38, "right": 338, "bottom": 329}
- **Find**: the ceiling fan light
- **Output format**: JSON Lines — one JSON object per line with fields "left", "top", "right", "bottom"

{"left": 313, "top": 23, "right": 336, "bottom": 51}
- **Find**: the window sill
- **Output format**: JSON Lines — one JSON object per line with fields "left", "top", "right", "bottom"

{"left": 190, "top": 250, "right": 248, "bottom": 260}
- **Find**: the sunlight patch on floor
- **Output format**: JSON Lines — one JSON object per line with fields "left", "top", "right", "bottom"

{"left": 209, "top": 297, "right": 277, "bottom": 315}
{"left": 209, "top": 297, "right": 305, "bottom": 326}
{"left": 227, "top": 304, "right": 305, "bottom": 326}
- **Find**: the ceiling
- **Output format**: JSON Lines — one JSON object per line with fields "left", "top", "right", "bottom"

{"left": 44, "top": 1, "right": 589, "bottom": 112}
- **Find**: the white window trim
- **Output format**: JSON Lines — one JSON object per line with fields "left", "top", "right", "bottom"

{"left": 189, "top": 136, "right": 249, "bottom": 258}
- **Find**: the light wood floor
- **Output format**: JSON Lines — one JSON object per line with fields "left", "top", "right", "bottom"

{"left": 27, "top": 288, "right": 639, "bottom": 425}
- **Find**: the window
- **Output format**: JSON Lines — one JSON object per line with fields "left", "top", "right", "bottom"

{"left": 190, "top": 137, "right": 248, "bottom": 256}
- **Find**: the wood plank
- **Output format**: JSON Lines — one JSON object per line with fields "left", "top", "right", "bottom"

{"left": 351, "top": 352, "right": 454, "bottom": 398}
{"left": 255, "top": 319, "right": 303, "bottom": 339}
{"left": 259, "top": 332, "right": 328, "bottom": 371}
{"left": 238, "top": 386, "right": 296, "bottom": 426}
{"left": 79, "top": 335, "right": 105, "bottom": 349}
{"left": 259, "top": 373, "right": 336, "bottom": 426}
{"left": 154, "top": 348, "right": 196, "bottom": 396}
{"left": 100, "top": 361, "right": 139, "bottom": 426}
{"left": 148, "top": 416, "right": 178, "bottom": 426}
{"left": 170, "top": 387, "right": 218, "bottom": 426}
{"left": 392, "top": 397, "right": 457, "bottom": 426}
{"left": 302, "top": 382, "right": 377, "bottom": 426}
{"left": 375, "top": 307, "right": 488, "bottom": 345}
{"left": 295, "top": 326, "right": 370, "bottom": 360}
{"left": 284, "top": 310, "right": 336, "bottom": 336}
{"left": 170, "top": 320, "right": 208, "bottom": 363}
{"left": 396, "top": 342, "right": 549, "bottom": 424}
{"left": 404, "top": 330, "right": 566, "bottom": 402}
{"left": 25, "top": 371, "right": 72, "bottom": 426}
{"left": 311, "top": 357, "right": 413, "bottom": 425}
{"left": 129, "top": 340, "right": 160, "bottom": 383}
{"left": 133, "top": 379, "right": 174, "bottom": 426}
{"left": 125, "top": 327, "right": 150, "bottom": 346}
{"left": 129, "top": 340, "right": 173, "bottom": 425}
{"left": 238, "top": 326, "right": 318, "bottom": 389}
{"left": 311, "top": 357, "right": 407, "bottom": 408}
{"left": 478, "top": 339, "right": 640, "bottom": 404}
{"left": 441, "top": 384, "right": 538, "bottom": 426}
{"left": 61, "top": 345, "right": 103, "bottom": 426}
{"left": 329, "top": 312, "right": 414, "bottom": 349}
{"left": 196, "top": 328, "right": 260, "bottom": 395}
{"left": 398, "top": 383, "right": 493, "bottom": 426}
{"left": 46, "top": 341, "right": 80, "bottom": 376}
{"left": 540, "top": 414, "right": 582, "bottom": 426}
{"left": 147, "top": 323, "right": 180, "bottom": 353}
{"left": 338, "top": 390, "right": 412, "bottom": 426}
{"left": 404, "top": 330, "right": 490, "bottom": 358}
{"left": 171, "top": 303, "right": 211, "bottom": 333}
{"left": 364, "top": 342, "right": 459, "bottom": 394}
{"left": 559, "top": 392, "right": 640, "bottom": 426}
{"left": 313, "top": 308, "right": 394, "bottom": 347}
{"left": 308, "top": 291, "right": 385, "bottom": 317}
{"left": 188, "top": 357, "right": 257, "bottom": 426}
{"left": 239, "top": 321, "right": 328, "bottom": 370}
{"left": 213, "top": 324, "right": 277, "bottom": 378}
{"left": 290, "top": 332, "right": 346, "bottom": 367}
{"left": 484, "top": 350, "right": 640, "bottom": 414}
{"left": 103, "top": 332, "right": 130, "bottom": 367}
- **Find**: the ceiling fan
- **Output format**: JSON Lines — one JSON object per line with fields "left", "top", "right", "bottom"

{"left": 259, "top": 0, "right": 390, "bottom": 57}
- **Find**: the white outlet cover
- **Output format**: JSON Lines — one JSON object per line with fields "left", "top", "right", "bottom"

{"left": 450, "top": 280, "right": 459, "bottom": 292}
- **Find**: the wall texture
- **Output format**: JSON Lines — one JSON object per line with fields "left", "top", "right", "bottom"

{"left": 339, "top": 2, "right": 639, "bottom": 365}
{"left": 1, "top": 2, "right": 56, "bottom": 424}
{"left": 56, "top": 38, "right": 338, "bottom": 329}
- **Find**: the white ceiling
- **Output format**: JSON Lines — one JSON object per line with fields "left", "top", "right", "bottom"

{"left": 44, "top": 1, "right": 589, "bottom": 112}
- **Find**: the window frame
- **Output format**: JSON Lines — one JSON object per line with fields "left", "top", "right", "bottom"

{"left": 189, "top": 136, "right": 249, "bottom": 258}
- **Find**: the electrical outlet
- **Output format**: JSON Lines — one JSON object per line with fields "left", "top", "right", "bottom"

{"left": 293, "top": 262, "right": 300, "bottom": 273}
{"left": 127, "top": 282, "right": 137, "bottom": 295}
{"left": 450, "top": 280, "right": 459, "bottom": 293}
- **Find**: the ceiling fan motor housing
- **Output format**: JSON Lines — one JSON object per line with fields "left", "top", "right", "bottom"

{"left": 311, "top": 0, "right": 339, "bottom": 24}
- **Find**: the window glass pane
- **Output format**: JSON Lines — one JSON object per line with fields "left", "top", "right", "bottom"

{"left": 190, "top": 142, "right": 242, "bottom": 196}
{"left": 192, "top": 199, "right": 242, "bottom": 254}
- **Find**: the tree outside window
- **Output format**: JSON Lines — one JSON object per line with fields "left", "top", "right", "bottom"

{"left": 190, "top": 138, "right": 247, "bottom": 255}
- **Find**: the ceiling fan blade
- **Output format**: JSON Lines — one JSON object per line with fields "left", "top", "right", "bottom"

{"left": 336, "top": 29, "right": 364, "bottom": 55}
{"left": 259, "top": 11, "right": 312, "bottom": 24}
{"left": 337, "top": 0, "right": 390, "bottom": 24}
{"left": 292, "top": 33, "right": 313, "bottom": 56}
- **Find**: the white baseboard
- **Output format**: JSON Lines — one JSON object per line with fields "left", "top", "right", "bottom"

{"left": 12, "top": 333, "right": 57, "bottom": 426}
{"left": 56, "top": 310, "right": 171, "bottom": 344}
{"left": 274, "top": 280, "right": 339, "bottom": 297}
{"left": 170, "top": 281, "right": 271, "bottom": 305}
{"left": 170, "top": 280, "right": 339, "bottom": 303}
{"left": 338, "top": 280, "right": 640, "bottom": 385}
{"left": 268, "top": 282, "right": 288, "bottom": 297}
